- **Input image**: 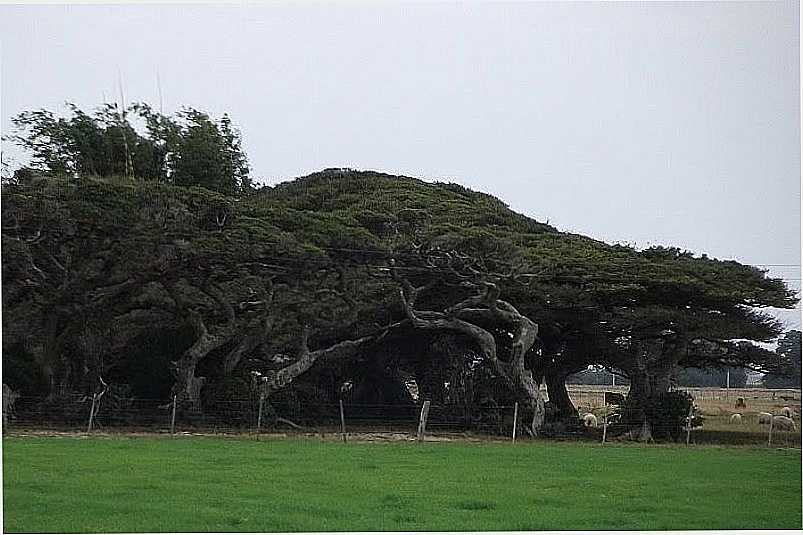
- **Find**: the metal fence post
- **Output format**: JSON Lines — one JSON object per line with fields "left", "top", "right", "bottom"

{"left": 768, "top": 415, "right": 774, "bottom": 446}
{"left": 512, "top": 402, "right": 519, "bottom": 444}
{"left": 602, "top": 406, "right": 608, "bottom": 444}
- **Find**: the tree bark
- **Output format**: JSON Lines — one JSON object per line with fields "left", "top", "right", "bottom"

{"left": 624, "top": 336, "right": 684, "bottom": 441}
{"left": 625, "top": 342, "right": 653, "bottom": 442}
{"left": 222, "top": 334, "right": 262, "bottom": 376}
{"left": 40, "top": 312, "right": 75, "bottom": 400}
{"left": 398, "top": 285, "right": 546, "bottom": 436}
{"left": 171, "top": 310, "right": 231, "bottom": 404}
{"left": 223, "top": 279, "right": 276, "bottom": 375}
{"left": 168, "top": 278, "right": 242, "bottom": 403}
{"left": 255, "top": 326, "right": 378, "bottom": 401}
{"left": 650, "top": 364, "right": 674, "bottom": 394}
{"left": 545, "top": 371, "right": 577, "bottom": 421}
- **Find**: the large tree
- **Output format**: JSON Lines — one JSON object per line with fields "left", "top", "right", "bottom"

{"left": 2, "top": 169, "right": 796, "bottom": 437}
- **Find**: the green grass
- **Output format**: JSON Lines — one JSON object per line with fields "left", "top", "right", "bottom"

{"left": 3, "top": 436, "right": 801, "bottom": 532}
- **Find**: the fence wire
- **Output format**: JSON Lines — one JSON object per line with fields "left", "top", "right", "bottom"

{"left": 4, "top": 391, "right": 800, "bottom": 448}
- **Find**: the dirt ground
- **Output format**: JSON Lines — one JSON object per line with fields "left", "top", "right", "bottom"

{"left": 3, "top": 428, "right": 497, "bottom": 443}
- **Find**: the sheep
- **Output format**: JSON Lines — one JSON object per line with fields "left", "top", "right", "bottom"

{"left": 757, "top": 412, "right": 773, "bottom": 425}
{"left": 582, "top": 413, "right": 598, "bottom": 428}
{"left": 772, "top": 415, "right": 797, "bottom": 432}
{"left": 729, "top": 413, "right": 742, "bottom": 425}
{"left": 780, "top": 406, "right": 794, "bottom": 418}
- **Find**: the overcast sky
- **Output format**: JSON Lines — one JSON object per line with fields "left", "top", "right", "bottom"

{"left": 1, "top": 2, "right": 800, "bottom": 330}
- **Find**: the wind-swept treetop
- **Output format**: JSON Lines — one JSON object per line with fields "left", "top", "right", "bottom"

{"left": 7, "top": 170, "right": 789, "bottom": 342}
{"left": 254, "top": 169, "right": 795, "bottom": 311}
{"left": 5, "top": 102, "right": 251, "bottom": 195}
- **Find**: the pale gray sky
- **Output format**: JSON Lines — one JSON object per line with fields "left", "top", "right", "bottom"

{"left": 1, "top": 2, "right": 800, "bottom": 330}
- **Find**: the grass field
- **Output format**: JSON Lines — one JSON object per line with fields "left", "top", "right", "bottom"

{"left": 3, "top": 436, "right": 801, "bottom": 532}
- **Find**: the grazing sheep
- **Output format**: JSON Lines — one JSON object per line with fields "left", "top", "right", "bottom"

{"left": 757, "top": 412, "right": 773, "bottom": 425}
{"left": 735, "top": 397, "right": 746, "bottom": 409}
{"left": 772, "top": 415, "right": 797, "bottom": 432}
{"left": 729, "top": 413, "right": 742, "bottom": 425}
{"left": 780, "top": 406, "right": 793, "bottom": 418}
{"left": 582, "top": 413, "right": 598, "bottom": 428}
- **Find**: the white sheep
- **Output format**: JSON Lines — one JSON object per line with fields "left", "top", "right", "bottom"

{"left": 607, "top": 413, "right": 622, "bottom": 423}
{"left": 729, "top": 413, "right": 742, "bottom": 425}
{"left": 772, "top": 415, "right": 797, "bottom": 432}
{"left": 780, "top": 406, "right": 794, "bottom": 418}
{"left": 582, "top": 413, "right": 598, "bottom": 428}
{"left": 757, "top": 412, "right": 773, "bottom": 425}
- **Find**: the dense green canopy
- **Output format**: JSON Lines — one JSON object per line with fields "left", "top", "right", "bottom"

{"left": 2, "top": 169, "right": 797, "bottom": 436}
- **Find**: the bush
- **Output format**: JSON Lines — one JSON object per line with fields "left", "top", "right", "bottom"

{"left": 616, "top": 391, "right": 703, "bottom": 441}
{"left": 646, "top": 391, "right": 704, "bottom": 440}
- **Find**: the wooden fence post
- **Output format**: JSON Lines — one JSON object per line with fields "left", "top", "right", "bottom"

{"left": 512, "top": 402, "right": 519, "bottom": 444}
{"left": 256, "top": 395, "right": 264, "bottom": 440}
{"left": 602, "top": 405, "right": 608, "bottom": 444}
{"left": 339, "top": 399, "right": 347, "bottom": 443}
{"left": 170, "top": 395, "right": 177, "bottom": 435}
{"left": 86, "top": 393, "right": 97, "bottom": 433}
{"left": 417, "top": 400, "right": 431, "bottom": 442}
{"left": 685, "top": 405, "right": 693, "bottom": 446}
{"left": 768, "top": 415, "right": 774, "bottom": 446}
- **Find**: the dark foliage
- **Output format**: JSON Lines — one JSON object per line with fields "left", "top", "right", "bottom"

{"left": 1, "top": 162, "right": 797, "bottom": 439}
{"left": 676, "top": 366, "right": 747, "bottom": 388}
{"left": 763, "top": 330, "right": 802, "bottom": 388}
{"left": 617, "top": 390, "right": 702, "bottom": 441}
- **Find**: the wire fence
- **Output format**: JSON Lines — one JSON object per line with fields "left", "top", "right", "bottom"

{"left": 6, "top": 396, "right": 517, "bottom": 436}
{"left": 565, "top": 386, "right": 802, "bottom": 405}
{"left": 679, "top": 388, "right": 802, "bottom": 402}
{"left": 3, "top": 391, "right": 800, "bottom": 448}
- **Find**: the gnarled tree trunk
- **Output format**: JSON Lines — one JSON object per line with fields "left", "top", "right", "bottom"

{"left": 545, "top": 370, "right": 577, "bottom": 422}
{"left": 624, "top": 338, "right": 681, "bottom": 442}
{"left": 397, "top": 282, "right": 546, "bottom": 436}
{"left": 222, "top": 280, "right": 276, "bottom": 375}
{"left": 625, "top": 346, "right": 653, "bottom": 442}
{"left": 171, "top": 309, "right": 232, "bottom": 404}
{"left": 253, "top": 325, "right": 388, "bottom": 413}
